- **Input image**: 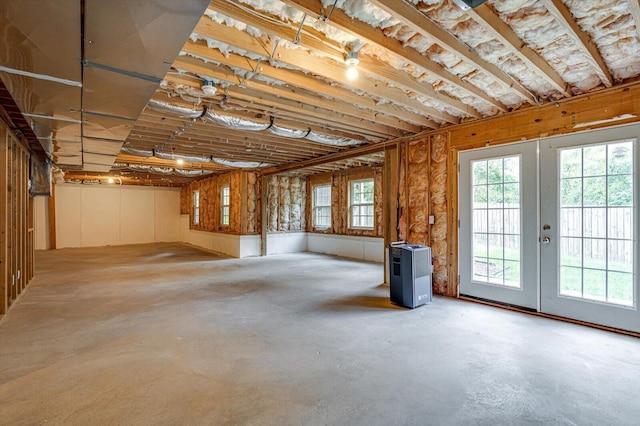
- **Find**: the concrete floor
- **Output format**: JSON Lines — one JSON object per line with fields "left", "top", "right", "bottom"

{"left": 1, "top": 243, "right": 639, "bottom": 425}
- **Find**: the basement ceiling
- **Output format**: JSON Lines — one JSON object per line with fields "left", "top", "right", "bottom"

{"left": 1, "top": 0, "right": 639, "bottom": 185}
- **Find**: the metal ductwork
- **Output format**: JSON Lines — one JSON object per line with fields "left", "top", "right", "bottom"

{"left": 0, "top": 0, "right": 210, "bottom": 172}
{"left": 146, "top": 99, "right": 365, "bottom": 147}
{"left": 451, "top": 0, "right": 489, "bottom": 11}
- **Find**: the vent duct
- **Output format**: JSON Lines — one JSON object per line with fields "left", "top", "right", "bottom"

{"left": 451, "top": 0, "right": 489, "bottom": 10}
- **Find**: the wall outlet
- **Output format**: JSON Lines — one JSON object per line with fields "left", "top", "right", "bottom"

{"left": 429, "top": 215, "right": 435, "bottom": 225}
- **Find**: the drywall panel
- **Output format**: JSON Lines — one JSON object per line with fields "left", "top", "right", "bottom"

{"left": 308, "top": 234, "right": 384, "bottom": 263}
{"left": 34, "top": 196, "right": 49, "bottom": 250}
{"left": 81, "top": 186, "right": 121, "bottom": 247}
{"left": 266, "top": 232, "right": 307, "bottom": 255}
{"left": 120, "top": 187, "right": 155, "bottom": 244}
{"left": 180, "top": 224, "right": 242, "bottom": 257}
{"left": 55, "top": 185, "right": 83, "bottom": 248}
{"left": 154, "top": 188, "right": 181, "bottom": 241}
{"left": 239, "top": 235, "right": 261, "bottom": 258}
{"left": 55, "top": 184, "right": 181, "bottom": 248}
{"left": 179, "top": 214, "right": 190, "bottom": 242}
{"left": 364, "top": 239, "right": 385, "bottom": 263}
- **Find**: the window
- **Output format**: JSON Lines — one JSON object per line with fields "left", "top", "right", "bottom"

{"left": 313, "top": 184, "right": 331, "bottom": 228}
{"left": 557, "top": 140, "right": 635, "bottom": 306}
{"left": 193, "top": 190, "right": 200, "bottom": 225}
{"left": 221, "top": 185, "right": 230, "bottom": 226}
{"left": 471, "top": 156, "right": 521, "bottom": 288}
{"left": 349, "top": 179, "right": 374, "bottom": 229}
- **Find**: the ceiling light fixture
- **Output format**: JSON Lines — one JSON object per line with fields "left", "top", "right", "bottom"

{"left": 345, "top": 51, "right": 359, "bottom": 80}
{"left": 451, "top": 0, "right": 489, "bottom": 10}
{"left": 201, "top": 79, "right": 217, "bottom": 97}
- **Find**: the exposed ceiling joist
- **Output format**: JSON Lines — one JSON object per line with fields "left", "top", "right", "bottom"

{"left": 163, "top": 70, "right": 424, "bottom": 134}
{"left": 278, "top": 0, "right": 508, "bottom": 112}
{"left": 365, "top": 0, "right": 537, "bottom": 104}
{"left": 469, "top": 4, "right": 571, "bottom": 97}
{"left": 171, "top": 55, "right": 411, "bottom": 139}
{"left": 188, "top": 19, "right": 458, "bottom": 123}
{"left": 204, "top": 2, "right": 480, "bottom": 119}
{"left": 630, "top": 0, "right": 640, "bottom": 40}
{"left": 540, "top": 0, "right": 613, "bottom": 88}
{"left": 168, "top": 58, "right": 434, "bottom": 130}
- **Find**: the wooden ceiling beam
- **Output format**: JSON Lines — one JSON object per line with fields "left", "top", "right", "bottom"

{"left": 133, "top": 110, "right": 371, "bottom": 160}
{"left": 185, "top": 21, "right": 458, "bottom": 124}
{"left": 368, "top": 0, "right": 536, "bottom": 104}
{"left": 540, "top": 0, "right": 613, "bottom": 88}
{"left": 163, "top": 72, "right": 411, "bottom": 138}
{"left": 138, "top": 108, "right": 365, "bottom": 145}
{"left": 261, "top": 132, "right": 423, "bottom": 175}
{"left": 132, "top": 113, "right": 342, "bottom": 157}
{"left": 164, "top": 72, "right": 423, "bottom": 134}
{"left": 127, "top": 127, "right": 339, "bottom": 160}
{"left": 170, "top": 54, "right": 435, "bottom": 130}
{"left": 202, "top": 4, "right": 480, "bottom": 119}
{"left": 173, "top": 52, "right": 438, "bottom": 134}
{"left": 469, "top": 4, "right": 571, "bottom": 97}
{"left": 630, "top": 0, "right": 640, "bottom": 40}
{"left": 144, "top": 93, "right": 386, "bottom": 143}
{"left": 276, "top": 0, "right": 507, "bottom": 112}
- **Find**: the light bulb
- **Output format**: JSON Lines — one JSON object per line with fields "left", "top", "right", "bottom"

{"left": 176, "top": 158, "right": 185, "bottom": 165}
{"left": 201, "top": 80, "right": 217, "bottom": 96}
{"left": 107, "top": 177, "right": 115, "bottom": 184}
{"left": 346, "top": 66, "right": 359, "bottom": 80}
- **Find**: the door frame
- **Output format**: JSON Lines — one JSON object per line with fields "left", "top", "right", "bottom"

{"left": 458, "top": 140, "right": 540, "bottom": 310}
{"left": 539, "top": 123, "right": 639, "bottom": 333}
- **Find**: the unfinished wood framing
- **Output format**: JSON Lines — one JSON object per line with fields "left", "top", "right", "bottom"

{"left": 307, "top": 167, "right": 383, "bottom": 238}
{"left": 1, "top": 121, "right": 34, "bottom": 314}
{"left": 264, "top": 175, "right": 307, "bottom": 233}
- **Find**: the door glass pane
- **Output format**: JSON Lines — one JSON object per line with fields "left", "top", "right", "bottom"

{"left": 558, "top": 140, "right": 635, "bottom": 306}
{"left": 471, "top": 156, "right": 521, "bottom": 288}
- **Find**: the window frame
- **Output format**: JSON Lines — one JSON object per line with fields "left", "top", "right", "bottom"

{"left": 312, "top": 184, "right": 332, "bottom": 229}
{"left": 220, "top": 185, "right": 230, "bottom": 226}
{"left": 348, "top": 178, "right": 375, "bottom": 230}
{"left": 193, "top": 190, "right": 200, "bottom": 225}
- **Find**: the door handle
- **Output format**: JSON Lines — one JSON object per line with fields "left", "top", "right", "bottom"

{"left": 542, "top": 236, "right": 551, "bottom": 244}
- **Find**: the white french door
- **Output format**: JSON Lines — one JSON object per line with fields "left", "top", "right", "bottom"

{"left": 459, "top": 141, "right": 539, "bottom": 310}
{"left": 540, "top": 126, "right": 639, "bottom": 333}
{"left": 459, "top": 123, "right": 639, "bottom": 333}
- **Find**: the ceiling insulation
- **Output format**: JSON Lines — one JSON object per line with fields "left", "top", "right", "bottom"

{"left": 1, "top": 0, "right": 639, "bottom": 186}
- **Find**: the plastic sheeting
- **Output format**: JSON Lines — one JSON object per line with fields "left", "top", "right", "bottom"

{"left": 147, "top": 99, "right": 203, "bottom": 118}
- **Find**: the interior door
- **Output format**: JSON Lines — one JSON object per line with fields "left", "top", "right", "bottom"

{"left": 459, "top": 141, "right": 539, "bottom": 309}
{"left": 539, "top": 124, "right": 639, "bottom": 333}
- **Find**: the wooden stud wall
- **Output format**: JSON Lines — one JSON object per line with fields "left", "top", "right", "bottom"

{"left": 265, "top": 175, "right": 307, "bottom": 232}
{"left": 181, "top": 170, "right": 261, "bottom": 235}
{"left": 1, "top": 121, "right": 34, "bottom": 314}
{"left": 307, "top": 167, "right": 383, "bottom": 238}
{"left": 392, "top": 132, "right": 454, "bottom": 296}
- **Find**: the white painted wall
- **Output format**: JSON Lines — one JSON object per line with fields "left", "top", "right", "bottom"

{"left": 179, "top": 214, "right": 384, "bottom": 262}
{"left": 308, "top": 233, "right": 384, "bottom": 263}
{"left": 34, "top": 196, "right": 50, "bottom": 250}
{"left": 179, "top": 214, "right": 242, "bottom": 257}
{"left": 54, "top": 184, "right": 181, "bottom": 248}
{"left": 267, "top": 232, "right": 307, "bottom": 255}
